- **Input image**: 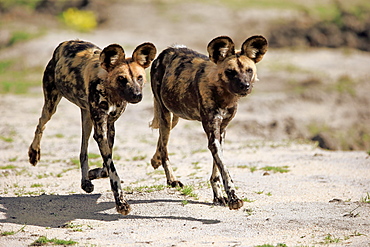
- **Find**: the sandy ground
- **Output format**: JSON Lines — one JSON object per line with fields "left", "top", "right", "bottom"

{"left": 0, "top": 89, "right": 369, "bottom": 246}
{"left": 1, "top": 1, "right": 370, "bottom": 246}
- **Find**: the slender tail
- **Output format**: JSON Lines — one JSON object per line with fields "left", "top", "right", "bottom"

{"left": 149, "top": 97, "right": 160, "bottom": 129}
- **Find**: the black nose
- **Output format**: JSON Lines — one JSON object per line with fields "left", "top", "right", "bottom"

{"left": 131, "top": 93, "right": 142, "bottom": 103}
{"left": 239, "top": 82, "right": 250, "bottom": 91}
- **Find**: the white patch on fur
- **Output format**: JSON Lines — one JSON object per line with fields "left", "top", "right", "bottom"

{"left": 171, "top": 44, "right": 187, "bottom": 49}
{"left": 110, "top": 54, "right": 119, "bottom": 65}
{"left": 253, "top": 73, "right": 259, "bottom": 82}
{"left": 216, "top": 108, "right": 230, "bottom": 120}
{"left": 219, "top": 48, "right": 229, "bottom": 58}
{"left": 108, "top": 105, "right": 117, "bottom": 114}
{"left": 213, "top": 139, "right": 223, "bottom": 160}
{"left": 248, "top": 48, "right": 258, "bottom": 59}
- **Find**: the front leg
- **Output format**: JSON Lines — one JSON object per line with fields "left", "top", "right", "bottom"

{"left": 80, "top": 109, "right": 95, "bottom": 193}
{"left": 92, "top": 115, "right": 130, "bottom": 215}
{"left": 202, "top": 115, "right": 243, "bottom": 210}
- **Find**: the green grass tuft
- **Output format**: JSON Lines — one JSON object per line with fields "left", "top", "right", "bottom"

{"left": 30, "top": 236, "right": 78, "bottom": 246}
{"left": 260, "top": 166, "right": 290, "bottom": 173}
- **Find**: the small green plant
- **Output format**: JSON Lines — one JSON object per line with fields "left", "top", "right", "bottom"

{"left": 350, "top": 231, "right": 365, "bottom": 237}
{"left": 36, "top": 173, "right": 50, "bottom": 179}
{"left": 0, "top": 135, "right": 14, "bottom": 142}
{"left": 54, "top": 133, "right": 64, "bottom": 138}
{"left": 192, "top": 161, "right": 202, "bottom": 170}
{"left": 0, "top": 165, "right": 17, "bottom": 169}
{"left": 8, "top": 31, "right": 39, "bottom": 46}
{"left": 237, "top": 165, "right": 258, "bottom": 172}
{"left": 254, "top": 244, "right": 287, "bottom": 247}
{"left": 63, "top": 222, "right": 83, "bottom": 232}
{"left": 30, "top": 236, "right": 78, "bottom": 246}
{"left": 260, "top": 166, "right": 290, "bottom": 173}
{"left": 323, "top": 234, "right": 341, "bottom": 244}
{"left": 177, "top": 185, "right": 198, "bottom": 199}
{"left": 69, "top": 159, "right": 80, "bottom": 168}
{"left": 181, "top": 200, "right": 189, "bottom": 206}
{"left": 1, "top": 224, "right": 26, "bottom": 236}
{"left": 360, "top": 192, "right": 370, "bottom": 203}
{"left": 88, "top": 153, "right": 100, "bottom": 159}
{"left": 61, "top": 8, "right": 97, "bottom": 32}
{"left": 30, "top": 183, "right": 43, "bottom": 188}
{"left": 243, "top": 208, "right": 253, "bottom": 216}
{"left": 8, "top": 156, "right": 18, "bottom": 162}
{"left": 132, "top": 155, "right": 147, "bottom": 161}
{"left": 242, "top": 197, "right": 255, "bottom": 203}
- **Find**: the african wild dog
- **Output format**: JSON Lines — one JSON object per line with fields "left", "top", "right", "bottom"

{"left": 28, "top": 40, "right": 156, "bottom": 215}
{"left": 150, "top": 35, "right": 267, "bottom": 210}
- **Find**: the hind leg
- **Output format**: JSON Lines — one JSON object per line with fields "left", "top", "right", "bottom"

{"left": 29, "top": 63, "right": 62, "bottom": 166}
{"left": 151, "top": 107, "right": 183, "bottom": 187}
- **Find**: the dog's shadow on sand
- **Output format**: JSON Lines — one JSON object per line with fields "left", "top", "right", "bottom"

{"left": 0, "top": 194, "right": 219, "bottom": 228}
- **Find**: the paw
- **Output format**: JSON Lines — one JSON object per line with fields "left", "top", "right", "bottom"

{"left": 228, "top": 198, "right": 244, "bottom": 210}
{"left": 28, "top": 147, "right": 40, "bottom": 166}
{"left": 81, "top": 179, "right": 94, "bottom": 193}
{"left": 116, "top": 202, "right": 131, "bottom": 215}
{"left": 168, "top": 180, "right": 183, "bottom": 188}
{"left": 151, "top": 157, "right": 162, "bottom": 169}
{"left": 88, "top": 167, "right": 108, "bottom": 180}
{"left": 227, "top": 190, "right": 244, "bottom": 210}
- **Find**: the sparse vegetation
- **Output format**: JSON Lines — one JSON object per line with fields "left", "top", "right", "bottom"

{"left": 254, "top": 244, "right": 287, "bottom": 247}
{"left": 243, "top": 208, "right": 253, "bottom": 216}
{"left": 181, "top": 200, "right": 189, "bottom": 206}
{"left": 131, "top": 155, "right": 147, "bottom": 161}
{"left": 242, "top": 197, "right": 255, "bottom": 203}
{"left": 260, "top": 166, "right": 290, "bottom": 173}
{"left": 123, "top": 184, "right": 167, "bottom": 194}
{"left": 177, "top": 185, "right": 198, "bottom": 199}
{"left": 237, "top": 165, "right": 258, "bottom": 172}
{"left": 360, "top": 192, "right": 370, "bottom": 203}
{"left": 0, "top": 60, "right": 43, "bottom": 94}
{"left": 30, "top": 236, "right": 78, "bottom": 246}
{"left": 30, "top": 183, "right": 43, "bottom": 188}
{"left": 1, "top": 224, "right": 26, "bottom": 236}
{"left": 333, "top": 75, "right": 356, "bottom": 96}
{"left": 322, "top": 233, "right": 342, "bottom": 244}
{"left": 8, "top": 30, "right": 41, "bottom": 46}
{"left": 0, "top": 165, "right": 17, "bottom": 169}
{"left": 62, "top": 222, "right": 83, "bottom": 232}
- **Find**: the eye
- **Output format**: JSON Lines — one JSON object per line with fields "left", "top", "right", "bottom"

{"left": 117, "top": 75, "right": 128, "bottom": 85}
{"left": 225, "top": 69, "right": 237, "bottom": 78}
{"left": 137, "top": 75, "right": 144, "bottom": 82}
{"left": 246, "top": 68, "right": 253, "bottom": 74}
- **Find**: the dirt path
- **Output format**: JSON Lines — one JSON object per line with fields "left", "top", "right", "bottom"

{"left": 0, "top": 92, "right": 369, "bottom": 246}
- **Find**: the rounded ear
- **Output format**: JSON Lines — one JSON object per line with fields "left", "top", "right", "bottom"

{"left": 132, "top": 42, "right": 157, "bottom": 68}
{"left": 207, "top": 36, "right": 235, "bottom": 64}
{"left": 241, "top": 35, "right": 268, "bottom": 63}
{"left": 100, "top": 44, "right": 126, "bottom": 71}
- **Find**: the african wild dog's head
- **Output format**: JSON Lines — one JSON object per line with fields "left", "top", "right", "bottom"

{"left": 207, "top": 35, "right": 268, "bottom": 96}
{"left": 100, "top": 43, "right": 157, "bottom": 103}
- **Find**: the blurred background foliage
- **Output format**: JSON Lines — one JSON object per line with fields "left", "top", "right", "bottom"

{"left": 0, "top": 0, "right": 369, "bottom": 151}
